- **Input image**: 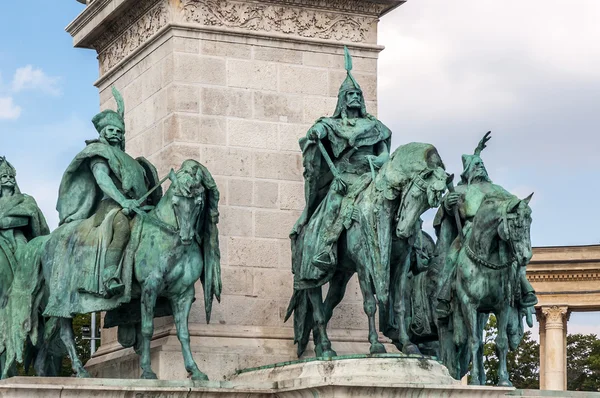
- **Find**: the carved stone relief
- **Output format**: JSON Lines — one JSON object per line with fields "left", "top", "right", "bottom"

{"left": 179, "top": 0, "right": 376, "bottom": 43}
{"left": 97, "top": 0, "right": 169, "bottom": 74}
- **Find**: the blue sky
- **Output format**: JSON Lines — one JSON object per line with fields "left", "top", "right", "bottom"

{"left": 0, "top": 1, "right": 597, "bottom": 336}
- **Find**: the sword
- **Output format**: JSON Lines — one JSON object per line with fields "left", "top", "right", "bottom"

{"left": 316, "top": 139, "right": 347, "bottom": 195}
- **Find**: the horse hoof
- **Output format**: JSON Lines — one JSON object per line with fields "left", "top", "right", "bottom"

{"left": 141, "top": 370, "right": 158, "bottom": 380}
{"left": 498, "top": 379, "right": 513, "bottom": 387}
{"left": 76, "top": 369, "right": 91, "bottom": 378}
{"left": 320, "top": 349, "right": 337, "bottom": 358}
{"left": 191, "top": 371, "right": 209, "bottom": 381}
{"left": 370, "top": 342, "right": 387, "bottom": 354}
{"left": 402, "top": 343, "right": 422, "bottom": 356}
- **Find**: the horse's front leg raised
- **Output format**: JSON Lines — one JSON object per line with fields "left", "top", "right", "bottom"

{"left": 356, "top": 266, "right": 386, "bottom": 354}
{"left": 495, "top": 308, "right": 512, "bottom": 387}
{"left": 308, "top": 287, "right": 337, "bottom": 357}
{"left": 58, "top": 317, "right": 90, "bottom": 377}
{"left": 140, "top": 277, "right": 161, "bottom": 379}
{"left": 170, "top": 287, "right": 208, "bottom": 381}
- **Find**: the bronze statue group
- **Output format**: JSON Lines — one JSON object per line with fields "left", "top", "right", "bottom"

{"left": 0, "top": 48, "right": 535, "bottom": 387}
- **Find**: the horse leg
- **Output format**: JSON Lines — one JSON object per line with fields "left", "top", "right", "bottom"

{"left": 59, "top": 318, "right": 90, "bottom": 377}
{"left": 307, "top": 287, "right": 336, "bottom": 357}
{"left": 395, "top": 252, "right": 421, "bottom": 355}
{"left": 140, "top": 277, "right": 161, "bottom": 379}
{"left": 170, "top": 287, "right": 208, "bottom": 381}
{"left": 458, "top": 297, "right": 481, "bottom": 385}
{"left": 476, "top": 313, "right": 488, "bottom": 385}
{"left": 323, "top": 270, "right": 353, "bottom": 324}
{"left": 495, "top": 308, "right": 512, "bottom": 387}
{"left": 356, "top": 266, "right": 386, "bottom": 354}
{"left": 33, "top": 318, "right": 59, "bottom": 377}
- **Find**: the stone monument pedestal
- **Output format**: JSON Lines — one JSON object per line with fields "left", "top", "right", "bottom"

{"left": 3, "top": 356, "right": 598, "bottom": 397}
{"left": 66, "top": 0, "right": 407, "bottom": 380}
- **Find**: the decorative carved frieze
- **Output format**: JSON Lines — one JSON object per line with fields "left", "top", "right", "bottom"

{"left": 527, "top": 271, "right": 600, "bottom": 282}
{"left": 97, "top": 0, "right": 168, "bottom": 74}
{"left": 257, "top": 0, "right": 398, "bottom": 16}
{"left": 179, "top": 0, "right": 376, "bottom": 43}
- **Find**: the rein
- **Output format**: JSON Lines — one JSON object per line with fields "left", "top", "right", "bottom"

{"left": 465, "top": 243, "right": 513, "bottom": 270}
{"left": 130, "top": 207, "right": 179, "bottom": 235}
{"left": 465, "top": 205, "right": 517, "bottom": 270}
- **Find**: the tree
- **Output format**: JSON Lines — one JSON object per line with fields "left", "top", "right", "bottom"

{"left": 482, "top": 314, "right": 540, "bottom": 388}
{"left": 567, "top": 333, "right": 600, "bottom": 391}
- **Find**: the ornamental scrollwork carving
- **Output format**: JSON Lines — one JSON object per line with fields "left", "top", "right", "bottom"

{"left": 179, "top": 0, "right": 376, "bottom": 43}
{"left": 97, "top": 1, "right": 169, "bottom": 75}
{"left": 541, "top": 306, "right": 570, "bottom": 325}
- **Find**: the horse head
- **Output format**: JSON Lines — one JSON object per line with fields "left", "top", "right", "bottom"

{"left": 378, "top": 143, "right": 449, "bottom": 239}
{"left": 498, "top": 193, "right": 533, "bottom": 266}
{"left": 169, "top": 160, "right": 208, "bottom": 245}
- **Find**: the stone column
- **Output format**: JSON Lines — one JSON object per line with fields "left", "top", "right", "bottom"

{"left": 537, "top": 306, "right": 570, "bottom": 391}
{"left": 67, "top": 0, "right": 405, "bottom": 380}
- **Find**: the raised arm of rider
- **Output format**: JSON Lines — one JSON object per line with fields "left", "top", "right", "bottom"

{"left": 0, "top": 216, "right": 28, "bottom": 229}
{"left": 91, "top": 159, "right": 136, "bottom": 210}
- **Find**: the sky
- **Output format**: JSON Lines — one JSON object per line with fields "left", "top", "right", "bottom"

{"left": 0, "top": 1, "right": 597, "bottom": 337}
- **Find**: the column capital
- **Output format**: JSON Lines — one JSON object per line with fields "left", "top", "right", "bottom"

{"left": 538, "top": 305, "right": 570, "bottom": 328}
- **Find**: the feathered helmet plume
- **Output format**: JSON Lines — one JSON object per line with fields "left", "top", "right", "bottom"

{"left": 92, "top": 86, "right": 125, "bottom": 134}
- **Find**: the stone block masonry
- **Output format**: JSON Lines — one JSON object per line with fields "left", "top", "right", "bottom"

{"left": 67, "top": 0, "right": 405, "bottom": 380}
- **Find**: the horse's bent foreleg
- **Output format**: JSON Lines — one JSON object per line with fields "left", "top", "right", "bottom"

{"left": 495, "top": 308, "right": 512, "bottom": 387}
{"left": 356, "top": 266, "right": 386, "bottom": 354}
{"left": 59, "top": 318, "right": 90, "bottom": 378}
{"left": 308, "top": 288, "right": 336, "bottom": 357}
{"left": 171, "top": 287, "right": 207, "bottom": 381}
{"left": 140, "top": 277, "right": 161, "bottom": 379}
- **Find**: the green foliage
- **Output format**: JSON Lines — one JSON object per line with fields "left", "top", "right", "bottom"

{"left": 482, "top": 315, "right": 540, "bottom": 388}
{"left": 567, "top": 333, "right": 600, "bottom": 391}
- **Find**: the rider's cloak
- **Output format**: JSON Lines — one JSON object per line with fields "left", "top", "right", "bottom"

{"left": 44, "top": 141, "right": 153, "bottom": 318}
{"left": 289, "top": 116, "right": 391, "bottom": 290}
{"left": 0, "top": 193, "right": 49, "bottom": 377}
{"left": 286, "top": 116, "right": 390, "bottom": 356}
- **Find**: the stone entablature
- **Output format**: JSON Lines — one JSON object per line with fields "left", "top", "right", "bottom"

{"left": 67, "top": 0, "right": 404, "bottom": 76}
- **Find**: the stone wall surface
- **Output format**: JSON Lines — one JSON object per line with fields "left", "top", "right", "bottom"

{"left": 67, "top": 0, "right": 404, "bottom": 380}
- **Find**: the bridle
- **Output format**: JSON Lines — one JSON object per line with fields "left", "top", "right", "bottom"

{"left": 465, "top": 204, "right": 519, "bottom": 270}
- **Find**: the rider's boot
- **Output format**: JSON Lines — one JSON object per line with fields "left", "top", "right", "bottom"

{"left": 519, "top": 272, "right": 538, "bottom": 307}
{"left": 313, "top": 244, "right": 336, "bottom": 271}
{"left": 102, "top": 262, "right": 125, "bottom": 299}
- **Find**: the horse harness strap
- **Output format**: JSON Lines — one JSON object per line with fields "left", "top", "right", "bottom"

{"left": 465, "top": 243, "right": 513, "bottom": 270}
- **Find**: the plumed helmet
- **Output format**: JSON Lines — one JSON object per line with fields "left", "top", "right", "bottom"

{"left": 92, "top": 87, "right": 125, "bottom": 134}
{"left": 332, "top": 46, "right": 367, "bottom": 119}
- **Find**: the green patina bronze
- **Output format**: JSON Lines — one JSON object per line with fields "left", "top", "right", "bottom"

{"left": 0, "top": 88, "right": 221, "bottom": 381}
{"left": 286, "top": 47, "right": 449, "bottom": 358}
{"left": 432, "top": 132, "right": 536, "bottom": 386}
{"left": 0, "top": 158, "right": 50, "bottom": 378}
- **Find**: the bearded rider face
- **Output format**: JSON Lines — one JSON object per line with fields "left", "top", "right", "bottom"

{"left": 467, "top": 158, "right": 489, "bottom": 183}
{"left": 345, "top": 90, "right": 363, "bottom": 110}
{"left": 0, "top": 173, "right": 16, "bottom": 196}
{"left": 101, "top": 125, "right": 124, "bottom": 148}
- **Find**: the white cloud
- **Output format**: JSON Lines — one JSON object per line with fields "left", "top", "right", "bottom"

{"left": 11, "top": 65, "right": 61, "bottom": 96}
{"left": 0, "top": 97, "right": 22, "bottom": 120}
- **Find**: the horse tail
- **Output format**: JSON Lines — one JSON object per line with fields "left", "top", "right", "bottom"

{"left": 285, "top": 290, "right": 313, "bottom": 358}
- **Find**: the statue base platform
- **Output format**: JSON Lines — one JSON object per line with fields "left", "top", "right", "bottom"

{"left": 3, "top": 355, "right": 599, "bottom": 397}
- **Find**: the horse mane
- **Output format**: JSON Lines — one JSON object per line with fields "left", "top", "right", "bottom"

{"left": 376, "top": 142, "right": 445, "bottom": 194}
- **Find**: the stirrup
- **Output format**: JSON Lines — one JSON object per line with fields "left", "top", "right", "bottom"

{"left": 104, "top": 279, "right": 125, "bottom": 298}
{"left": 313, "top": 249, "right": 335, "bottom": 270}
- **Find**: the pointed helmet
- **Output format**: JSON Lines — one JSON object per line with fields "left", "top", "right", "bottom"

{"left": 332, "top": 46, "right": 367, "bottom": 118}
{"left": 0, "top": 156, "right": 16, "bottom": 178}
